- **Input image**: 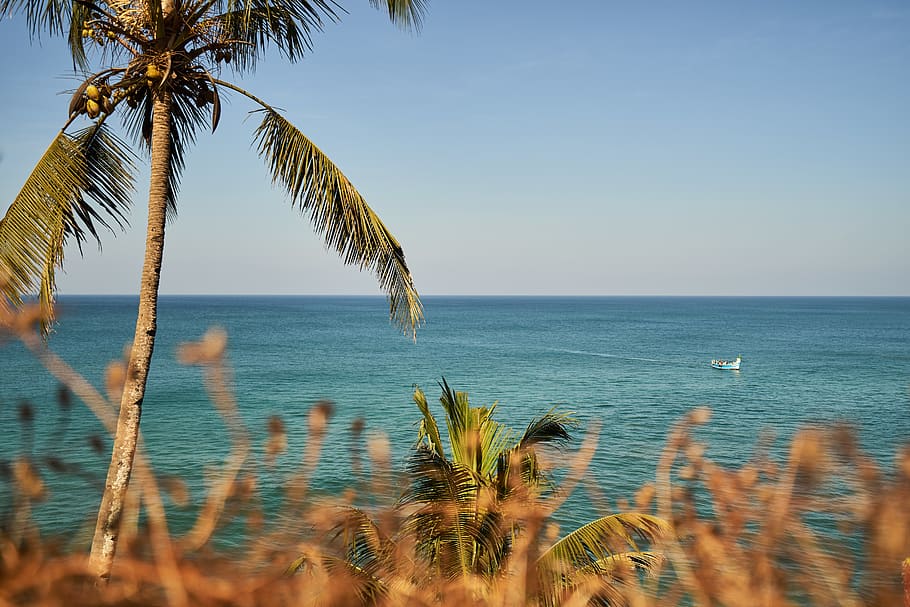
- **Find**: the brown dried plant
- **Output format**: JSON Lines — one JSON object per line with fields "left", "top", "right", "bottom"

{"left": 1, "top": 294, "right": 908, "bottom": 606}
{"left": 646, "top": 409, "right": 910, "bottom": 607}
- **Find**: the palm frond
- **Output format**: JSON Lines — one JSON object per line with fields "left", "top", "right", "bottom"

{"left": 436, "top": 380, "right": 514, "bottom": 479}
{"left": 536, "top": 569, "right": 627, "bottom": 607}
{"left": 401, "top": 447, "right": 478, "bottom": 510}
{"left": 401, "top": 446, "right": 515, "bottom": 578}
{"left": 332, "top": 506, "right": 396, "bottom": 575}
{"left": 148, "top": 0, "right": 165, "bottom": 37}
{"left": 537, "top": 551, "right": 664, "bottom": 607}
{"left": 473, "top": 410, "right": 513, "bottom": 480}
{"left": 499, "top": 407, "right": 576, "bottom": 493}
{"left": 369, "top": 0, "right": 426, "bottom": 32}
{"left": 0, "top": 0, "right": 71, "bottom": 37}
{"left": 0, "top": 123, "right": 135, "bottom": 329}
{"left": 213, "top": 0, "right": 336, "bottom": 71}
{"left": 400, "top": 447, "right": 478, "bottom": 577}
{"left": 66, "top": 2, "right": 92, "bottom": 70}
{"left": 122, "top": 86, "right": 153, "bottom": 145}
{"left": 519, "top": 408, "right": 575, "bottom": 450}
{"left": 285, "top": 553, "right": 308, "bottom": 575}
{"left": 326, "top": 556, "right": 391, "bottom": 606}
{"left": 182, "top": 0, "right": 220, "bottom": 26}
{"left": 579, "top": 551, "right": 664, "bottom": 577}
{"left": 251, "top": 106, "right": 422, "bottom": 336}
{"left": 496, "top": 446, "right": 546, "bottom": 499}
{"left": 438, "top": 378, "right": 470, "bottom": 440}
{"left": 538, "top": 513, "right": 672, "bottom": 570}
{"left": 413, "top": 386, "right": 445, "bottom": 458}
{"left": 406, "top": 508, "right": 507, "bottom": 579}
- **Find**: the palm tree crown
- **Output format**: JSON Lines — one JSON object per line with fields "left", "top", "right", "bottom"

{"left": 398, "top": 381, "right": 671, "bottom": 604}
{"left": 0, "top": 0, "right": 425, "bottom": 333}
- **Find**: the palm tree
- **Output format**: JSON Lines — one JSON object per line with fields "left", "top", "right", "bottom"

{"left": 403, "top": 379, "right": 576, "bottom": 580}
{"left": 326, "top": 381, "right": 671, "bottom": 605}
{"left": 0, "top": 0, "right": 426, "bottom": 580}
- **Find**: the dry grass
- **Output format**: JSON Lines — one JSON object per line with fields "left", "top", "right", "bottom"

{"left": 1, "top": 298, "right": 908, "bottom": 606}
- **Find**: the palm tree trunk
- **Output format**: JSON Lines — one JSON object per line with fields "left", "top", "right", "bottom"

{"left": 89, "top": 89, "right": 173, "bottom": 580}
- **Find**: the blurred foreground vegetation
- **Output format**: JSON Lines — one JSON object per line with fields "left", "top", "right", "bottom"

{"left": 2, "top": 302, "right": 909, "bottom": 606}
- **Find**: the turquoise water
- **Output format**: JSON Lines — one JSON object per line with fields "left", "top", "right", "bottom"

{"left": 2, "top": 296, "right": 909, "bottom": 534}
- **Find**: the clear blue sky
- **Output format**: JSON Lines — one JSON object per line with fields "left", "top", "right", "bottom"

{"left": 1, "top": 0, "right": 908, "bottom": 296}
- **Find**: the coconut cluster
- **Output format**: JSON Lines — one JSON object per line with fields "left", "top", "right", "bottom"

{"left": 70, "top": 15, "right": 227, "bottom": 128}
{"left": 80, "top": 24, "right": 119, "bottom": 47}
{"left": 78, "top": 82, "right": 116, "bottom": 119}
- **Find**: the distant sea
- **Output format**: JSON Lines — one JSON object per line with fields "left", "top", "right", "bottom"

{"left": 1, "top": 296, "right": 909, "bottom": 535}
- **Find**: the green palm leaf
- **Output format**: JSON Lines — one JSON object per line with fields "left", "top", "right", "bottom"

{"left": 0, "top": 123, "right": 135, "bottom": 327}
{"left": 538, "top": 519, "right": 669, "bottom": 607}
{"left": 537, "top": 551, "right": 664, "bottom": 607}
{"left": 413, "top": 386, "right": 445, "bottom": 458}
{"left": 402, "top": 447, "right": 480, "bottom": 515}
{"left": 401, "top": 447, "right": 481, "bottom": 577}
{"left": 472, "top": 411, "right": 513, "bottom": 480}
{"left": 538, "top": 512, "right": 671, "bottom": 570}
{"left": 332, "top": 506, "right": 396, "bottom": 575}
{"left": 66, "top": 2, "right": 92, "bottom": 70}
{"left": 370, "top": 0, "right": 426, "bottom": 31}
{"left": 438, "top": 378, "right": 471, "bottom": 441}
{"left": 252, "top": 107, "right": 423, "bottom": 335}
{"left": 519, "top": 409, "right": 575, "bottom": 450}
{"left": 491, "top": 409, "right": 576, "bottom": 494}
{"left": 325, "top": 556, "right": 390, "bottom": 605}
{"left": 437, "top": 379, "right": 514, "bottom": 479}
{"left": 401, "top": 446, "right": 514, "bottom": 579}
{"left": 580, "top": 550, "right": 664, "bottom": 576}
{"left": 0, "top": 0, "right": 71, "bottom": 37}
{"left": 215, "top": 0, "right": 337, "bottom": 70}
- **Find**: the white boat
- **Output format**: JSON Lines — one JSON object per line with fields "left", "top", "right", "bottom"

{"left": 711, "top": 356, "right": 742, "bottom": 370}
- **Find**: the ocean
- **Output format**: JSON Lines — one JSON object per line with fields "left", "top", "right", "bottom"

{"left": 1, "top": 296, "right": 909, "bottom": 536}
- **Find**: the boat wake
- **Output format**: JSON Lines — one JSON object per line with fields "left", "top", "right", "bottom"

{"left": 553, "top": 349, "right": 666, "bottom": 364}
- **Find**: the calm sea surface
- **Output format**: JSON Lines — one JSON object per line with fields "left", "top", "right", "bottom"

{"left": 2, "top": 296, "right": 909, "bottom": 535}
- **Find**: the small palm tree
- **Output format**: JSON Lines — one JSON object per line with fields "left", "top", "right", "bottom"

{"left": 326, "top": 381, "right": 671, "bottom": 605}
{"left": 403, "top": 379, "right": 576, "bottom": 579}
{"left": 0, "top": 0, "right": 426, "bottom": 580}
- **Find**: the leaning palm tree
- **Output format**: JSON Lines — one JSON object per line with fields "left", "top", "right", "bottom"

{"left": 382, "top": 381, "right": 670, "bottom": 603}
{"left": 0, "top": 0, "right": 426, "bottom": 580}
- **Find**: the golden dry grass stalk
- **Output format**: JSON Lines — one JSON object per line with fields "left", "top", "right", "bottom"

{"left": 1, "top": 319, "right": 907, "bottom": 606}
